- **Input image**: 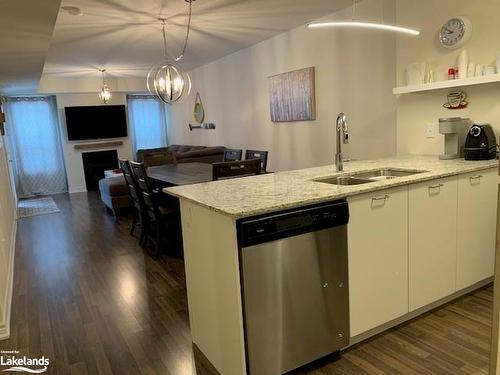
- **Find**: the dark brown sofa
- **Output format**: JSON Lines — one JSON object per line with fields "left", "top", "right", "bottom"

{"left": 99, "top": 145, "right": 226, "bottom": 218}
{"left": 137, "top": 145, "right": 225, "bottom": 166}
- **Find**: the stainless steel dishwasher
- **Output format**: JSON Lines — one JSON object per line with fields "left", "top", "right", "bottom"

{"left": 237, "top": 200, "right": 350, "bottom": 375}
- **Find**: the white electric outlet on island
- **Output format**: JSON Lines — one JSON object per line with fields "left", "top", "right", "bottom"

{"left": 425, "top": 123, "right": 435, "bottom": 139}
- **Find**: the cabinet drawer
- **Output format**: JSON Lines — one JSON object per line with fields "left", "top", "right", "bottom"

{"left": 457, "top": 169, "right": 497, "bottom": 289}
{"left": 409, "top": 176, "right": 458, "bottom": 311}
{"left": 347, "top": 185, "right": 408, "bottom": 337}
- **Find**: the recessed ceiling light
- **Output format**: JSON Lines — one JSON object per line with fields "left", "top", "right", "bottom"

{"left": 61, "top": 6, "right": 83, "bottom": 16}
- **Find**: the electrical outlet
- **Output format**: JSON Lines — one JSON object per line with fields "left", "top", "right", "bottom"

{"left": 425, "top": 123, "right": 435, "bottom": 138}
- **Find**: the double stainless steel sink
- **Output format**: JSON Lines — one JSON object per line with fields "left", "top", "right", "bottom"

{"left": 314, "top": 168, "right": 427, "bottom": 186}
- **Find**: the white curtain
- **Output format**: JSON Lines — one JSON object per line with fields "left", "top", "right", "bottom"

{"left": 4, "top": 96, "right": 67, "bottom": 198}
{"left": 127, "top": 95, "right": 168, "bottom": 158}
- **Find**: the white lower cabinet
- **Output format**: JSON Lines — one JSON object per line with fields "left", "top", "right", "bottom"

{"left": 456, "top": 170, "right": 498, "bottom": 290}
{"left": 347, "top": 186, "right": 408, "bottom": 337}
{"left": 346, "top": 167, "right": 497, "bottom": 336}
{"left": 409, "top": 176, "right": 458, "bottom": 311}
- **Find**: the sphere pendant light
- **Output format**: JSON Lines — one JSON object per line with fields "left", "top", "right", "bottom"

{"left": 148, "top": 1, "right": 195, "bottom": 104}
{"left": 147, "top": 62, "right": 192, "bottom": 104}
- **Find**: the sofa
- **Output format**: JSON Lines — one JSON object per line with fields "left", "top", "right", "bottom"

{"left": 137, "top": 145, "right": 226, "bottom": 165}
{"left": 99, "top": 145, "right": 226, "bottom": 218}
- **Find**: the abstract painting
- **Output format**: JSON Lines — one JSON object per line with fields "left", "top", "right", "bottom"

{"left": 268, "top": 67, "right": 316, "bottom": 122}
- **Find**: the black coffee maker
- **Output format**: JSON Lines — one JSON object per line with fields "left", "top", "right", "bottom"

{"left": 464, "top": 124, "right": 497, "bottom": 160}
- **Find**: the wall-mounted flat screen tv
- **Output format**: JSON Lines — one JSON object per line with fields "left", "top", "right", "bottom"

{"left": 65, "top": 105, "right": 128, "bottom": 141}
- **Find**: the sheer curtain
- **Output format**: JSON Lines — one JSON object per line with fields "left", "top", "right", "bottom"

{"left": 127, "top": 95, "right": 168, "bottom": 157}
{"left": 4, "top": 96, "right": 67, "bottom": 198}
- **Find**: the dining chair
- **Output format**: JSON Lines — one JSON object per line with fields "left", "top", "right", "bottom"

{"left": 223, "top": 149, "right": 243, "bottom": 162}
{"left": 212, "top": 159, "right": 262, "bottom": 181}
{"left": 130, "top": 161, "right": 177, "bottom": 259}
{"left": 119, "top": 159, "right": 148, "bottom": 246}
{"left": 244, "top": 150, "right": 269, "bottom": 173}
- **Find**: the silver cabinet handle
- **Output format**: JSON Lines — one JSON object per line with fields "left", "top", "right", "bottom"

{"left": 469, "top": 175, "right": 483, "bottom": 181}
{"left": 372, "top": 194, "right": 389, "bottom": 202}
{"left": 428, "top": 183, "right": 443, "bottom": 195}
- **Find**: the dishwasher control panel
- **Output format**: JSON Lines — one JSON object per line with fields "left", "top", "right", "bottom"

{"left": 237, "top": 200, "right": 349, "bottom": 247}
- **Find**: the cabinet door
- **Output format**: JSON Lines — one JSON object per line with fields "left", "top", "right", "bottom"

{"left": 409, "top": 176, "right": 458, "bottom": 311}
{"left": 457, "top": 169, "right": 497, "bottom": 290}
{"left": 347, "top": 186, "right": 408, "bottom": 337}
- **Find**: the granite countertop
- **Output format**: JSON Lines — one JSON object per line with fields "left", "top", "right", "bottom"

{"left": 165, "top": 155, "right": 498, "bottom": 219}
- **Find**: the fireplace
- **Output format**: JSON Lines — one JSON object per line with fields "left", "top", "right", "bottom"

{"left": 82, "top": 150, "right": 119, "bottom": 191}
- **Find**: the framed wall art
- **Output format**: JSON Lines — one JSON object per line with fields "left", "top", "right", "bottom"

{"left": 268, "top": 67, "right": 316, "bottom": 122}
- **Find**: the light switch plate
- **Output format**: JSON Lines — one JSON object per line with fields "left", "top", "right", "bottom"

{"left": 425, "top": 123, "right": 435, "bottom": 138}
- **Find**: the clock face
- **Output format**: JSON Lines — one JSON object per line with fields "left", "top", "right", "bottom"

{"left": 439, "top": 18, "right": 466, "bottom": 48}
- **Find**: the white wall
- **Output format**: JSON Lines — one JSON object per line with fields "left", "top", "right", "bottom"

{"left": 0, "top": 133, "right": 17, "bottom": 339}
{"left": 39, "top": 77, "right": 152, "bottom": 193}
{"left": 167, "top": 0, "right": 398, "bottom": 172}
{"left": 55, "top": 93, "right": 133, "bottom": 193}
{"left": 396, "top": 0, "right": 500, "bottom": 155}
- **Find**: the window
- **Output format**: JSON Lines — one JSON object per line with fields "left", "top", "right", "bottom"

{"left": 4, "top": 96, "right": 67, "bottom": 197}
{"left": 127, "top": 95, "right": 168, "bottom": 156}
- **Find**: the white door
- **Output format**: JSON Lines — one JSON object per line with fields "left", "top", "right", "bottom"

{"left": 409, "top": 176, "right": 458, "bottom": 311}
{"left": 456, "top": 169, "right": 497, "bottom": 289}
{"left": 348, "top": 186, "right": 409, "bottom": 337}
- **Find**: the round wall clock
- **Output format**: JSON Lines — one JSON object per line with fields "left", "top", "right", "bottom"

{"left": 439, "top": 16, "right": 472, "bottom": 49}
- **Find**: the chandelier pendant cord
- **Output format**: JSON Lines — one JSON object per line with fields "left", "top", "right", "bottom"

{"left": 175, "top": 0, "right": 193, "bottom": 62}
{"left": 161, "top": 20, "right": 169, "bottom": 60}
{"left": 160, "top": 0, "right": 193, "bottom": 63}
{"left": 100, "top": 69, "right": 106, "bottom": 85}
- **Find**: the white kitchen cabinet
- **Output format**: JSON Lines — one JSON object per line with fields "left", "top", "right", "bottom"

{"left": 409, "top": 176, "right": 458, "bottom": 311}
{"left": 456, "top": 169, "right": 498, "bottom": 290}
{"left": 347, "top": 186, "right": 408, "bottom": 337}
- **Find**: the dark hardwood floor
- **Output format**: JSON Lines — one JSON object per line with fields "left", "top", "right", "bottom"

{"left": 0, "top": 193, "right": 493, "bottom": 374}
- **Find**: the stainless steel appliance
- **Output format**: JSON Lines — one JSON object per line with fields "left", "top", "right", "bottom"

{"left": 438, "top": 117, "right": 470, "bottom": 160}
{"left": 464, "top": 123, "right": 497, "bottom": 160}
{"left": 237, "top": 201, "right": 350, "bottom": 375}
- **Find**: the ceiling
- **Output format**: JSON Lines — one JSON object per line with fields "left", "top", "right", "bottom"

{"left": 42, "top": 0, "right": 354, "bottom": 79}
{"left": 0, "top": 0, "right": 62, "bottom": 94}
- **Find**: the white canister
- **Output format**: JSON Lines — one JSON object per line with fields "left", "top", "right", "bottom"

{"left": 484, "top": 66, "right": 496, "bottom": 75}
{"left": 457, "top": 50, "right": 468, "bottom": 80}
{"left": 405, "top": 62, "right": 426, "bottom": 86}
{"left": 467, "top": 63, "right": 476, "bottom": 78}
{"left": 475, "top": 64, "right": 485, "bottom": 76}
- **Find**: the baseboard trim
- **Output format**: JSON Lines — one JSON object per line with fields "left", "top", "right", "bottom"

{"left": 193, "top": 343, "right": 221, "bottom": 375}
{"left": 349, "top": 277, "right": 494, "bottom": 346}
{"left": 0, "top": 218, "right": 17, "bottom": 340}
{"left": 69, "top": 187, "right": 87, "bottom": 194}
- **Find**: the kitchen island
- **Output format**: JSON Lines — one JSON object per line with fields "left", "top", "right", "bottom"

{"left": 165, "top": 155, "right": 498, "bottom": 375}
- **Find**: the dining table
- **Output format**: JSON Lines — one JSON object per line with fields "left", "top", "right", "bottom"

{"left": 147, "top": 162, "right": 213, "bottom": 186}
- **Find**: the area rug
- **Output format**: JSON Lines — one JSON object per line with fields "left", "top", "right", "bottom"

{"left": 17, "top": 197, "right": 60, "bottom": 219}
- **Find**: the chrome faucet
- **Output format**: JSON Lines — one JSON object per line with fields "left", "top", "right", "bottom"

{"left": 335, "top": 112, "right": 349, "bottom": 172}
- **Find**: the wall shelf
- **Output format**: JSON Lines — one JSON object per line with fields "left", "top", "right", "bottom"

{"left": 393, "top": 74, "right": 500, "bottom": 95}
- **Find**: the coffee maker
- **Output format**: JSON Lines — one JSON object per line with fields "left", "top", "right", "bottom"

{"left": 438, "top": 117, "right": 470, "bottom": 160}
{"left": 464, "top": 123, "right": 497, "bottom": 160}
